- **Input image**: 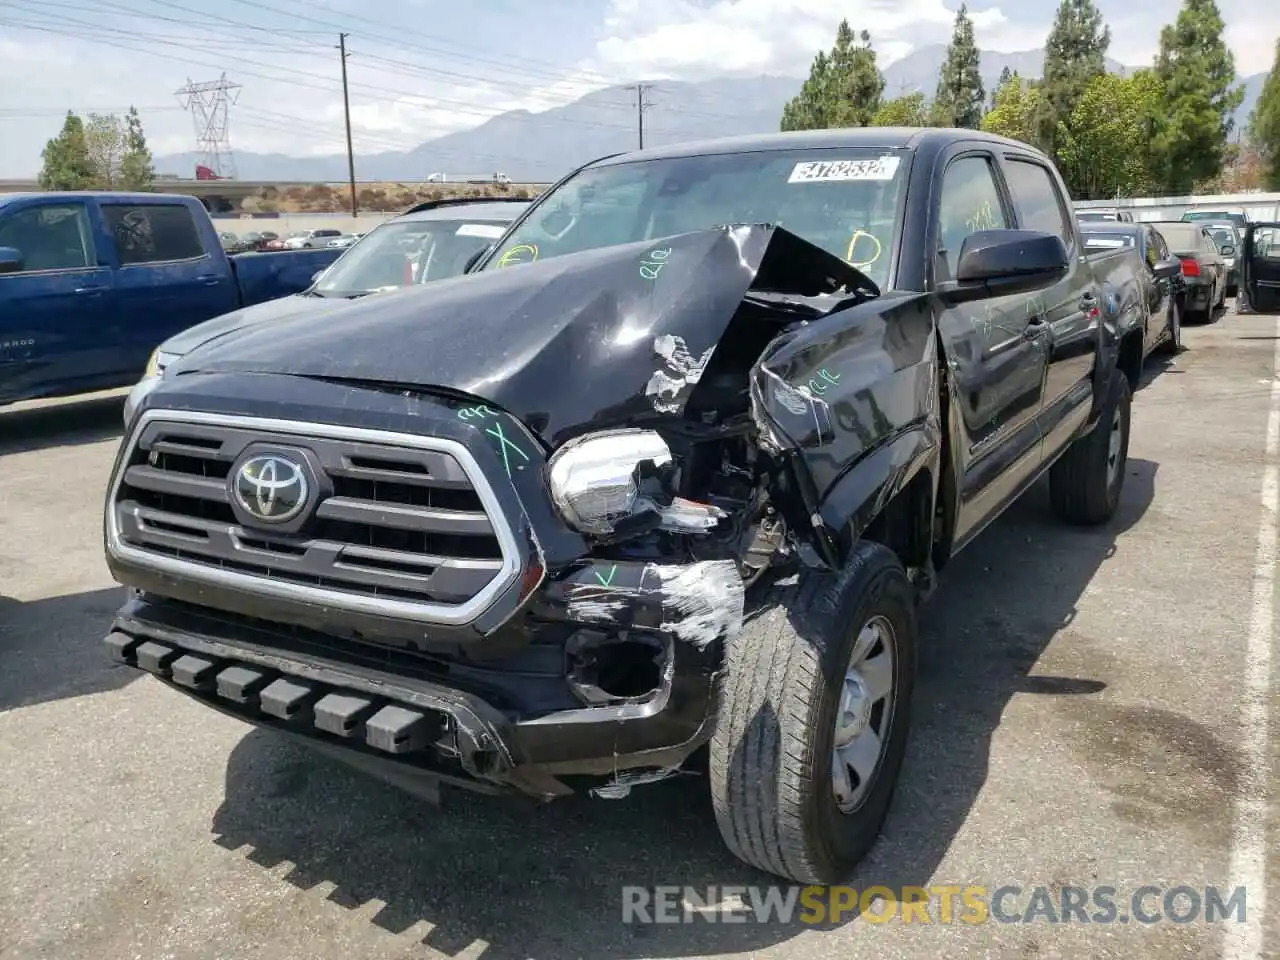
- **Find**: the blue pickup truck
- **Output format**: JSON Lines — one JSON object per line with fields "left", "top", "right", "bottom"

{"left": 0, "top": 192, "right": 342, "bottom": 407}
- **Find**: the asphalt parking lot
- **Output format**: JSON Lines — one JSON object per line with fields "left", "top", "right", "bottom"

{"left": 2, "top": 304, "right": 1279, "bottom": 960}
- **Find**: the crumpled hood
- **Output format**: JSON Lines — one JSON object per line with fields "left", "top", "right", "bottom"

{"left": 168, "top": 225, "right": 875, "bottom": 447}
{"left": 160, "top": 293, "right": 344, "bottom": 358}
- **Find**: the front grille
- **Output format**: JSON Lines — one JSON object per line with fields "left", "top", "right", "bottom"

{"left": 107, "top": 410, "right": 520, "bottom": 625}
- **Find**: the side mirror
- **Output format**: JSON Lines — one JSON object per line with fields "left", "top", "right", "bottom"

{"left": 1153, "top": 258, "right": 1182, "bottom": 279}
{"left": 936, "top": 229, "right": 1069, "bottom": 304}
{"left": 1221, "top": 244, "right": 1236, "bottom": 257}
{"left": 0, "top": 246, "right": 24, "bottom": 275}
{"left": 311, "top": 269, "right": 325, "bottom": 285}
{"left": 463, "top": 244, "right": 493, "bottom": 273}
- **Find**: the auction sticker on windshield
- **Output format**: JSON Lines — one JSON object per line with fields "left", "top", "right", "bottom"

{"left": 788, "top": 156, "right": 901, "bottom": 183}
{"left": 456, "top": 223, "right": 507, "bottom": 238}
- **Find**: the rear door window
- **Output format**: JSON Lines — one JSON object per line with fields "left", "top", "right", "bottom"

{"left": 1002, "top": 158, "right": 1073, "bottom": 251}
{"left": 102, "top": 204, "right": 206, "bottom": 265}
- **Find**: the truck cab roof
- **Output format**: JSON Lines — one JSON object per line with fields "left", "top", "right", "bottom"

{"left": 590, "top": 127, "right": 1034, "bottom": 168}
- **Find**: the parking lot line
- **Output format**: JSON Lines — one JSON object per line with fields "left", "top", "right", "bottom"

{"left": 1225, "top": 311, "right": 1280, "bottom": 960}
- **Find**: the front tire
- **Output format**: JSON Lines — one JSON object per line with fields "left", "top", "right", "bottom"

{"left": 1048, "top": 365, "right": 1131, "bottom": 526}
{"left": 709, "top": 541, "right": 918, "bottom": 884}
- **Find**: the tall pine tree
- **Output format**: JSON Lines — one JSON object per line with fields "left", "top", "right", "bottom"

{"left": 1152, "top": 0, "right": 1246, "bottom": 194}
{"left": 933, "top": 4, "right": 985, "bottom": 128}
{"left": 1248, "top": 41, "right": 1280, "bottom": 190}
{"left": 1038, "top": 0, "right": 1111, "bottom": 156}
{"left": 119, "top": 107, "right": 156, "bottom": 191}
{"left": 780, "top": 21, "right": 884, "bottom": 130}
{"left": 38, "top": 112, "right": 95, "bottom": 191}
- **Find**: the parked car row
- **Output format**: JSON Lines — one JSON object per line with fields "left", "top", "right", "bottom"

{"left": 1077, "top": 215, "right": 1240, "bottom": 325}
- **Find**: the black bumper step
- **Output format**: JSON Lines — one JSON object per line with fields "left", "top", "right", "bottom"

{"left": 110, "top": 634, "right": 452, "bottom": 764}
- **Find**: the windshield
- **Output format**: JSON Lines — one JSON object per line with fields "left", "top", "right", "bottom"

{"left": 483, "top": 147, "right": 909, "bottom": 290}
{"left": 313, "top": 217, "right": 509, "bottom": 296}
{"left": 1205, "top": 226, "right": 1238, "bottom": 251}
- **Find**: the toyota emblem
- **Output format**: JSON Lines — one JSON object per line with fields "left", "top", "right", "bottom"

{"left": 232, "top": 453, "right": 310, "bottom": 524}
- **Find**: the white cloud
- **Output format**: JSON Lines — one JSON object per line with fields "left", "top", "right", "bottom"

{"left": 587, "top": 0, "right": 1041, "bottom": 78}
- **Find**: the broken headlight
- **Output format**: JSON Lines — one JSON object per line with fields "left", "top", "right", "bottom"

{"left": 547, "top": 430, "right": 672, "bottom": 536}
{"left": 547, "top": 429, "right": 728, "bottom": 537}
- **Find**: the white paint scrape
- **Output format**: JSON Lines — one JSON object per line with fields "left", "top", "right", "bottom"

{"left": 645, "top": 334, "right": 716, "bottom": 414}
{"left": 564, "top": 591, "right": 630, "bottom": 626}
{"left": 646, "top": 560, "right": 745, "bottom": 649}
{"left": 1224, "top": 311, "right": 1279, "bottom": 960}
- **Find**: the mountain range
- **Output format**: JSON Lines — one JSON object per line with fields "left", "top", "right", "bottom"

{"left": 154, "top": 46, "right": 1269, "bottom": 182}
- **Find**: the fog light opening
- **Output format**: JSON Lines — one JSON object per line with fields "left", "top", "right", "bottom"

{"left": 566, "top": 631, "right": 666, "bottom": 704}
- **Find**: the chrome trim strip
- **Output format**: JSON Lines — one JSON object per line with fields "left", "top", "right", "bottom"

{"left": 105, "top": 408, "right": 524, "bottom": 627}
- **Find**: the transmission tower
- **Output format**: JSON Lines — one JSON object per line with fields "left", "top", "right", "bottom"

{"left": 175, "top": 74, "right": 242, "bottom": 178}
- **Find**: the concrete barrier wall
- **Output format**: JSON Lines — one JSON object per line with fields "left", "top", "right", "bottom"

{"left": 210, "top": 213, "right": 398, "bottom": 235}
{"left": 1074, "top": 192, "right": 1280, "bottom": 223}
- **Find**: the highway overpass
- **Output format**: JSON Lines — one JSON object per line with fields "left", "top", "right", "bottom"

{"left": 0, "top": 178, "right": 545, "bottom": 213}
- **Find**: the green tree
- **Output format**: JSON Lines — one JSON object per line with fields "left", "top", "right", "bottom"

{"left": 933, "top": 4, "right": 985, "bottom": 128}
{"left": 119, "top": 106, "right": 156, "bottom": 191}
{"left": 38, "top": 111, "right": 95, "bottom": 191}
{"left": 781, "top": 21, "right": 884, "bottom": 130}
{"left": 84, "top": 113, "right": 124, "bottom": 189}
{"left": 1038, "top": 0, "right": 1112, "bottom": 156}
{"left": 1245, "top": 44, "right": 1280, "bottom": 190}
{"left": 992, "top": 65, "right": 1013, "bottom": 110}
{"left": 981, "top": 71, "right": 1044, "bottom": 145}
{"left": 871, "top": 91, "right": 931, "bottom": 126}
{"left": 781, "top": 51, "right": 834, "bottom": 131}
{"left": 1152, "top": 0, "right": 1245, "bottom": 194}
{"left": 1058, "top": 70, "right": 1165, "bottom": 198}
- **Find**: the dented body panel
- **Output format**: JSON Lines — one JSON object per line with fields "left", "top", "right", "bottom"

{"left": 101, "top": 128, "right": 1135, "bottom": 802}
{"left": 164, "top": 225, "right": 873, "bottom": 450}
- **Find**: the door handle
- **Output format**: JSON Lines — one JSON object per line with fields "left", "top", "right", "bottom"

{"left": 74, "top": 285, "right": 108, "bottom": 295}
{"left": 195, "top": 274, "right": 222, "bottom": 286}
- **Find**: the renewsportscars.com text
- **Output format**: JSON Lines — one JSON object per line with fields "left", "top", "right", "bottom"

{"left": 621, "top": 884, "right": 1248, "bottom": 925}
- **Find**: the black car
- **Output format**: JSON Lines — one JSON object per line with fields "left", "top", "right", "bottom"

{"left": 104, "top": 128, "right": 1149, "bottom": 884}
{"left": 1242, "top": 222, "right": 1280, "bottom": 313}
{"left": 1080, "top": 221, "right": 1187, "bottom": 353}
{"left": 1149, "top": 220, "right": 1228, "bottom": 321}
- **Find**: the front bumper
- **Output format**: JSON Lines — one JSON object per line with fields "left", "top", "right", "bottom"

{"left": 105, "top": 585, "right": 726, "bottom": 799}
{"left": 104, "top": 381, "right": 744, "bottom": 798}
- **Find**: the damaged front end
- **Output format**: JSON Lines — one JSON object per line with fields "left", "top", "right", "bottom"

{"left": 106, "top": 224, "right": 920, "bottom": 802}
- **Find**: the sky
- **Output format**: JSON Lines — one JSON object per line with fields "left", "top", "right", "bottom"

{"left": 0, "top": 0, "right": 1275, "bottom": 177}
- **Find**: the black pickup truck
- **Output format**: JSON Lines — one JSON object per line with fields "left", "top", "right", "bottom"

{"left": 103, "top": 129, "right": 1151, "bottom": 884}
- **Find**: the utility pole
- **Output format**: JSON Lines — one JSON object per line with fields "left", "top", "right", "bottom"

{"left": 633, "top": 83, "right": 653, "bottom": 150}
{"left": 338, "top": 33, "right": 358, "bottom": 218}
